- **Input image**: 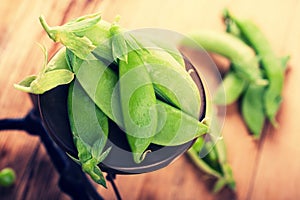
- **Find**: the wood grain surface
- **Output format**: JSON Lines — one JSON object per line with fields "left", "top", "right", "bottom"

{"left": 1, "top": 0, "right": 300, "bottom": 200}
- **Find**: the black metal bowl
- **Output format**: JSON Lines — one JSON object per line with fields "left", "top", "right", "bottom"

{"left": 38, "top": 57, "right": 207, "bottom": 174}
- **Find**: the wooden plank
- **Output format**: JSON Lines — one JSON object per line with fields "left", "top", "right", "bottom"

{"left": 250, "top": 1, "right": 300, "bottom": 199}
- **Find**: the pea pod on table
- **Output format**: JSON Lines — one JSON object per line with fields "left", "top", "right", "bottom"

{"left": 224, "top": 10, "right": 287, "bottom": 126}
{"left": 214, "top": 67, "right": 247, "bottom": 105}
{"left": 241, "top": 84, "right": 266, "bottom": 138}
{"left": 187, "top": 135, "right": 235, "bottom": 193}
{"left": 182, "top": 30, "right": 266, "bottom": 85}
{"left": 15, "top": 13, "right": 210, "bottom": 188}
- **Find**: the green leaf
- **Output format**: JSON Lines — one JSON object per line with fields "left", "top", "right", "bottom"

{"left": 39, "top": 15, "right": 98, "bottom": 60}
{"left": 96, "top": 146, "right": 112, "bottom": 163}
{"left": 14, "top": 75, "right": 37, "bottom": 93}
{"left": 15, "top": 47, "right": 75, "bottom": 94}
{"left": 29, "top": 69, "right": 74, "bottom": 94}
{"left": 61, "top": 13, "right": 101, "bottom": 33}
{"left": 91, "top": 138, "right": 106, "bottom": 160}
{"left": 57, "top": 32, "right": 96, "bottom": 60}
{"left": 111, "top": 32, "right": 128, "bottom": 62}
{"left": 123, "top": 33, "right": 146, "bottom": 53}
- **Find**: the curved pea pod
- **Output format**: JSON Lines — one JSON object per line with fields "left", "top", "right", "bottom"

{"left": 152, "top": 100, "right": 208, "bottom": 146}
{"left": 214, "top": 69, "right": 247, "bottom": 105}
{"left": 182, "top": 30, "right": 266, "bottom": 85}
{"left": 14, "top": 47, "right": 74, "bottom": 94}
{"left": 226, "top": 11, "right": 285, "bottom": 126}
{"left": 118, "top": 49, "right": 158, "bottom": 164}
{"left": 241, "top": 84, "right": 266, "bottom": 138}
{"left": 68, "top": 81, "right": 111, "bottom": 187}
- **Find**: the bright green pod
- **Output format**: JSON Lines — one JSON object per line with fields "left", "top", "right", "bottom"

{"left": 182, "top": 30, "right": 266, "bottom": 85}
{"left": 152, "top": 100, "right": 207, "bottom": 146}
{"left": 143, "top": 48, "right": 201, "bottom": 118}
{"left": 241, "top": 84, "right": 266, "bottom": 138}
{"left": 225, "top": 11, "right": 285, "bottom": 126}
{"left": 68, "top": 81, "right": 110, "bottom": 187}
{"left": 118, "top": 49, "right": 158, "bottom": 164}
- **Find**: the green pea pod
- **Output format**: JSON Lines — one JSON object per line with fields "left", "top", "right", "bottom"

{"left": 143, "top": 48, "right": 201, "bottom": 118}
{"left": 182, "top": 31, "right": 266, "bottom": 85}
{"left": 152, "top": 100, "right": 208, "bottom": 146}
{"left": 226, "top": 12, "right": 284, "bottom": 126}
{"left": 187, "top": 136, "right": 235, "bottom": 193}
{"left": 201, "top": 141, "right": 219, "bottom": 171}
{"left": 68, "top": 81, "right": 110, "bottom": 187}
{"left": 68, "top": 51, "right": 207, "bottom": 151}
{"left": 187, "top": 138, "right": 223, "bottom": 179}
{"left": 15, "top": 47, "right": 74, "bottom": 94}
{"left": 214, "top": 69, "right": 247, "bottom": 105}
{"left": 119, "top": 49, "right": 158, "bottom": 164}
{"left": 124, "top": 32, "right": 200, "bottom": 117}
{"left": 146, "top": 36, "right": 185, "bottom": 68}
{"left": 71, "top": 58, "right": 118, "bottom": 121}
{"left": 241, "top": 84, "right": 266, "bottom": 138}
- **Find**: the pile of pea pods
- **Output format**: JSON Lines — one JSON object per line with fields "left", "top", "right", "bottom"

{"left": 184, "top": 10, "right": 288, "bottom": 193}
{"left": 15, "top": 13, "right": 211, "bottom": 188}
{"left": 186, "top": 10, "right": 288, "bottom": 139}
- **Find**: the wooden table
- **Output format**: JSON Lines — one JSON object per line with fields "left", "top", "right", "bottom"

{"left": 1, "top": 0, "right": 300, "bottom": 199}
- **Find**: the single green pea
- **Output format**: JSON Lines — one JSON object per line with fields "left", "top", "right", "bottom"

{"left": 0, "top": 168, "right": 16, "bottom": 187}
